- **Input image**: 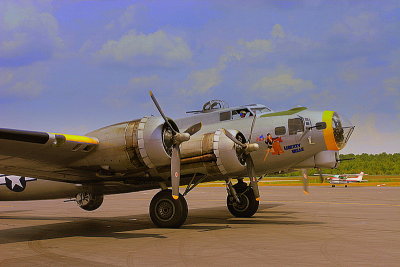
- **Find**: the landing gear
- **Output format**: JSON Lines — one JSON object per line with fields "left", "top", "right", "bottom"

{"left": 227, "top": 180, "right": 259, "bottom": 217}
{"left": 149, "top": 189, "right": 188, "bottom": 228}
{"left": 332, "top": 185, "right": 336, "bottom": 187}
{"left": 76, "top": 192, "right": 104, "bottom": 211}
{"left": 345, "top": 185, "right": 348, "bottom": 188}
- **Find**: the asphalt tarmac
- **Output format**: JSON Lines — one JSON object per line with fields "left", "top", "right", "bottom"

{"left": 0, "top": 186, "right": 399, "bottom": 266}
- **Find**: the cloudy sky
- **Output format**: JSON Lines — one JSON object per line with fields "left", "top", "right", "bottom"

{"left": 1, "top": 0, "right": 400, "bottom": 154}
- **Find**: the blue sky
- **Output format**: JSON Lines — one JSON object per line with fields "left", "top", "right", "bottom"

{"left": 1, "top": 0, "right": 400, "bottom": 154}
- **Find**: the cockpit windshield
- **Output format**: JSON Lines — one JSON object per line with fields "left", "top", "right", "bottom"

{"left": 249, "top": 105, "right": 272, "bottom": 115}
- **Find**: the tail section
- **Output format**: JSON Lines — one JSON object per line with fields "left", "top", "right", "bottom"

{"left": 355, "top": 171, "right": 364, "bottom": 181}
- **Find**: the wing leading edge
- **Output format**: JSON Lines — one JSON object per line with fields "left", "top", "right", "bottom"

{"left": 0, "top": 128, "right": 100, "bottom": 182}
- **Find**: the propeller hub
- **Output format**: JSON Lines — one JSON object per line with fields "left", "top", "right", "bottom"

{"left": 174, "top": 132, "right": 190, "bottom": 145}
{"left": 245, "top": 143, "right": 259, "bottom": 153}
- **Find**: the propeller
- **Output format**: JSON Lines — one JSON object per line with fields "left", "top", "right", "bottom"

{"left": 222, "top": 114, "right": 260, "bottom": 201}
{"left": 317, "top": 168, "right": 324, "bottom": 183}
{"left": 301, "top": 169, "right": 309, "bottom": 194}
{"left": 149, "top": 91, "right": 202, "bottom": 199}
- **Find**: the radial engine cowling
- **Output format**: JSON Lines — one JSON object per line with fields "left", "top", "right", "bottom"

{"left": 177, "top": 129, "right": 247, "bottom": 177}
{"left": 137, "top": 120, "right": 247, "bottom": 176}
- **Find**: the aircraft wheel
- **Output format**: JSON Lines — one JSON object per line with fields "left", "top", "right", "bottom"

{"left": 76, "top": 192, "right": 103, "bottom": 211}
{"left": 332, "top": 185, "right": 335, "bottom": 187}
{"left": 149, "top": 189, "right": 188, "bottom": 228}
{"left": 345, "top": 185, "right": 348, "bottom": 188}
{"left": 227, "top": 184, "right": 259, "bottom": 218}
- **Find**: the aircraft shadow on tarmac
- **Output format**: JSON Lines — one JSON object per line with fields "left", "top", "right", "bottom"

{"left": 0, "top": 204, "right": 324, "bottom": 244}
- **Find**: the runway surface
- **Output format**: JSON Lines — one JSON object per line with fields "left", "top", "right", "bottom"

{"left": 0, "top": 186, "right": 399, "bottom": 266}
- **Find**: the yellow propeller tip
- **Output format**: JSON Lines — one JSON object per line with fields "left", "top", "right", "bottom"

{"left": 172, "top": 195, "right": 179, "bottom": 200}
{"left": 303, "top": 191, "right": 309, "bottom": 195}
{"left": 256, "top": 198, "right": 261, "bottom": 201}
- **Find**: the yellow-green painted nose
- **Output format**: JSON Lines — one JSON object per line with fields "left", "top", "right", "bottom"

{"left": 322, "top": 111, "right": 354, "bottom": 150}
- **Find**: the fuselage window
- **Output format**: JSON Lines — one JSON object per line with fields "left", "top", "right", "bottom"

{"left": 275, "top": 126, "right": 286, "bottom": 136}
{"left": 220, "top": 111, "right": 232, "bottom": 121}
{"left": 288, "top": 118, "right": 304, "bottom": 135}
{"left": 304, "top": 118, "right": 312, "bottom": 129}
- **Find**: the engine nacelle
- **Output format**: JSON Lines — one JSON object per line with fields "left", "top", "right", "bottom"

{"left": 74, "top": 116, "right": 170, "bottom": 172}
{"left": 293, "top": 150, "right": 339, "bottom": 169}
{"left": 178, "top": 129, "right": 246, "bottom": 176}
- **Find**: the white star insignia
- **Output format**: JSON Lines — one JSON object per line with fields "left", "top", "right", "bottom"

{"left": 7, "top": 176, "right": 24, "bottom": 189}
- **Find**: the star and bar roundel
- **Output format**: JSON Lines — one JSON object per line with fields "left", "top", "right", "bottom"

{"left": 0, "top": 175, "right": 37, "bottom": 192}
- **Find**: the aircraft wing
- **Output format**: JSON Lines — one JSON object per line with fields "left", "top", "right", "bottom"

{"left": 0, "top": 128, "right": 101, "bottom": 183}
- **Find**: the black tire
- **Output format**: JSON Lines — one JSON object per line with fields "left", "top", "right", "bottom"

{"left": 149, "top": 189, "right": 188, "bottom": 228}
{"left": 227, "top": 184, "right": 259, "bottom": 218}
{"left": 332, "top": 185, "right": 335, "bottom": 187}
{"left": 345, "top": 185, "right": 348, "bottom": 188}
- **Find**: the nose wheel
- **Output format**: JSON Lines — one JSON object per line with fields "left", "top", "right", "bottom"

{"left": 149, "top": 189, "right": 188, "bottom": 228}
{"left": 227, "top": 181, "right": 259, "bottom": 217}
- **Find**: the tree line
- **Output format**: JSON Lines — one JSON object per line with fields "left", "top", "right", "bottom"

{"left": 284, "top": 153, "right": 400, "bottom": 176}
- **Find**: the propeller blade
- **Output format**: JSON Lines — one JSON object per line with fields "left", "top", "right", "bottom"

{"left": 171, "top": 144, "right": 181, "bottom": 199}
{"left": 318, "top": 168, "right": 324, "bottom": 183}
{"left": 221, "top": 129, "right": 246, "bottom": 148}
{"left": 246, "top": 156, "right": 260, "bottom": 201}
{"left": 248, "top": 113, "right": 257, "bottom": 142}
{"left": 184, "top": 122, "right": 202, "bottom": 136}
{"left": 149, "top": 91, "right": 177, "bottom": 134}
{"left": 301, "top": 169, "right": 309, "bottom": 194}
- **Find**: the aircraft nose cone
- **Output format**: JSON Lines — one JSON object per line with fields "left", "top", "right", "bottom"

{"left": 332, "top": 112, "right": 354, "bottom": 150}
{"left": 322, "top": 111, "right": 355, "bottom": 151}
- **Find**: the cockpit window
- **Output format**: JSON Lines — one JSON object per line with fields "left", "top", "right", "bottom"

{"left": 288, "top": 118, "right": 304, "bottom": 135}
{"left": 232, "top": 108, "right": 252, "bottom": 119}
{"left": 250, "top": 107, "right": 271, "bottom": 114}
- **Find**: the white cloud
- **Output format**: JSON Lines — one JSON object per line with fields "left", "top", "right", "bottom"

{"left": 8, "top": 80, "right": 43, "bottom": 98}
{"left": 95, "top": 30, "right": 192, "bottom": 68}
{"left": 342, "top": 114, "right": 400, "bottom": 154}
{"left": 253, "top": 70, "right": 315, "bottom": 96}
{"left": 183, "top": 67, "right": 221, "bottom": 95}
{"left": 384, "top": 77, "right": 400, "bottom": 95}
{"left": 332, "top": 13, "right": 379, "bottom": 41}
{"left": 0, "top": 69, "right": 13, "bottom": 87}
{"left": 271, "top": 24, "right": 285, "bottom": 39}
{"left": 130, "top": 75, "right": 159, "bottom": 86}
{"left": 106, "top": 5, "right": 138, "bottom": 30}
{"left": 0, "top": 2, "right": 63, "bottom": 66}
{"left": 384, "top": 77, "right": 400, "bottom": 110}
{"left": 0, "top": 63, "right": 47, "bottom": 98}
{"left": 239, "top": 39, "right": 273, "bottom": 56}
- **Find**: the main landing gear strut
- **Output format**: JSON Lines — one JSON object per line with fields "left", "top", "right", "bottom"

{"left": 149, "top": 189, "right": 188, "bottom": 228}
{"left": 226, "top": 179, "right": 259, "bottom": 217}
{"left": 149, "top": 174, "right": 205, "bottom": 228}
{"left": 148, "top": 177, "right": 260, "bottom": 228}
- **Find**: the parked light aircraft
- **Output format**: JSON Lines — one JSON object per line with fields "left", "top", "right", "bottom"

{"left": 0, "top": 92, "right": 354, "bottom": 227}
{"left": 324, "top": 172, "right": 368, "bottom": 187}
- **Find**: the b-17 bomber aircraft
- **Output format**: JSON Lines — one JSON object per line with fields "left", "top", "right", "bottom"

{"left": 0, "top": 92, "right": 354, "bottom": 227}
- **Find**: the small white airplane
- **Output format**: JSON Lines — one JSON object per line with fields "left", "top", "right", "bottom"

{"left": 324, "top": 172, "right": 368, "bottom": 187}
